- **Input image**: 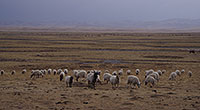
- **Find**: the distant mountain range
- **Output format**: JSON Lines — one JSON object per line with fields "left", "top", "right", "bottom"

{"left": 1, "top": 18, "right": 200, "bottom": 30}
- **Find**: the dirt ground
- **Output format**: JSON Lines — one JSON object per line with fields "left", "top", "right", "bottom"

{"left": 0, "top": 31, "right": 200, "bottom": 110}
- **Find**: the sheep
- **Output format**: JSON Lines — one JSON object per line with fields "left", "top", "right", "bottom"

{"left": 74, "top": 70, "right": 87, "bottom": 82}
{"left": 112, "top": 71, "right": 117, "bottom": 75}
{"left": 105, "top": 70, "right": 109, "bottom": 73}
{"left": 127, "top": 75, "right": 140, "bottom": 88}
{"left": 181, "top": 69, "right": 185, "bottom": 74}
{"left": 110, "top": 75, "right": 120, "bottom": 89}
{"left": 1, "top": 70, "right": 5, "bottom": 75}
{"left": 188, "top": 71, "right": 192, "bottom": 77}
{"left": 126, "top": 70, "right": 131, "bottom": 75}
{"left": 157, "top": 70, "right": 162, "bottom": 76}
{"left": 41, "top": 69, "right": 47, "bottom": 75}
{"left": 175, "top": 70, "right": 181, "bottom": 76}
{"left": 86, "top": 71, "right": 101, "bottom": 89}
{"left": 118, "top": 69, "right": 123, "bottom": 75}
{"left": 60, "top": 72, "right": 65, "bottom": 81}
{"left": 53, "top": 69, "right": 57, "bottom": 75}
{"left": 135, "top": 69, "right": 140, "bottom": 75}
{"left": 73, "top": 70, "right": 79, "bottom": 77}
{"left": 145, "top": 75, "right": 156, "bottom": 87}
{"left": 57, "top": 69, "right": 63, "bottom": 75}
{"left": 30, "top": 70, "right": 44, "bottom": 79}
{"left": 64, "top": 69, "right": 68, "bottom": 75}
{"left": 162, "top": 70, "right": 166, "bottom": 74}
{"left": 103, "top": 73, "right": 112, "bottom": 83}
{"left": 22, "top": 69, "right": 27, "bottom": 74}
{"left": 169, "top": 72, "right": 177, "bottom": 80}
{"left": 11, "top": 70, "right": 16, "bottom": 75}
{"left": 48, "top": 69, "right": 52, "bottom": 74}
{"left": 148, "top": 72, "right": 159, "bottom": 82}
{"left": 145, "top": 69, "right": 154, "bottom": 78}
{"left": 65, "top": 76, "right": 74, "bottom": 87}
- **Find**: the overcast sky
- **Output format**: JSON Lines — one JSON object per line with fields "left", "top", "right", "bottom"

{"left": 0, "top": 0, "right": 200, "bottom": 22}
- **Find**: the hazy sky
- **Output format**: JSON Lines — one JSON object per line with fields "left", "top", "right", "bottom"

{"left": 0, "top": 0, "right": 200, "bottom": 22}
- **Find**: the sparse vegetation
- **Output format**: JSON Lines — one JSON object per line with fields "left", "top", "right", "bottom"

{"left": 0, "top": 31, "right": 200, "bottom": 110}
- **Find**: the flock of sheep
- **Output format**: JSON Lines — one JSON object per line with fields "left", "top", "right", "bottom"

{"left": 0, "top": 68, "right": 193, "bottom": 90}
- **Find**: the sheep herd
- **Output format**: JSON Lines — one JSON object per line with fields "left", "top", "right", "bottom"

{"left": 0, "top": 68, "right": 193, "bottom": 90}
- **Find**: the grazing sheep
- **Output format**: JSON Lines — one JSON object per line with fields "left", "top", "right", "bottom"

{"left": 162, "top": 70, "right": 166, "bottom": 74}
{"left": 175, "top": 70, "right": 181, "bottom": 76}
{"left": 145, "top": 69, "right": 154, "bottom": 78}
{"left": 127, "top": 75, "right": 140, "bottom": 88}
{"left": 60, "top": 72, "right": 65, "bottom": 81}
{"left": 169, "top": 72, "right": 177, "bottom": 80}
{"left": 188, "top": 71, "right": 192, "bottom": 77}
{"left": 145, "top": 75, "right": 156, "bottom": 87}
{"left": 135, "top": 69, "right": 140, "bottom": 75}
{"left": 57, "top": 69, "right": 63, "bottom": 75}
{"left": 11, "top": 70, "right": 16, "bottom": 75}
{"left": 126, "top": 70, "right": 131, "bottom": 75}
{"left": 181, "top": 69, "right": 185, "bottom": 74}
{"left": 48, "top": 69, "right": 52, "bottom": 74}
{"left": 1, "top": 70, "right": 5, "bottom": 75}
{"left": 105, "top": 70, "right": 109, "bottom": 73}
{"left": 110, "top": 75, "right": 120, "bottom": 89}
{"left": 53, "top": 69, "right": 57, "bottom": 75}
{"left": 112, "top": 71, "right": 117, "bottom": 75}
{"left": 157, "top": 70, "right": 162, "bottom": 76}
{"left": 118, "top": 69, "right": 123, "bottom": 75}
{"left": 65, "top": 76, "right": 74, "bottom": 87}
{"left": 148, "top": 72, "right": 159, "bottom": 82}
{"left": 73, "top": 70, "right": 79, "bottom": 77}
{"left": 64, "top": 69, "right": 68, "bottom": 75}
{"left": 87, "top": 71, "right": 100, "bottom": 89}
{"left": 22, "top": 69, "right": 27, "bottom": 74}
{"left": 30, "top": 70, "right": 44, "bottom": 79}
{"left": 74, "top": 70, "right": 87, "bottom": 82}
{"left": 41, "top": 69, "right": 47, "bottom": 75}
{"left": 103, "top": 73, "right": 112, "bottom": 83}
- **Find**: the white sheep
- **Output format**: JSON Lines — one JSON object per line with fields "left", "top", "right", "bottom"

{"left": 126, "top": 70, "right": 131, "bottom": 75}
{"left": 64, "top": 69, "right": 68, "bottom": 74}
{"left": 145, "top": 69, "right": 154, "bottom": 77}
{"left": 157, "top": 70, "right": 162, "bottom": 76}
{"left": 48, "top": 69, "right": 52, "bottom": 74}
{"left": 60, "top": 72, "right": 65, "bottom": 81}
{"left": 148, "top": 72, "right": 159, "bottom": 82}
{"left": 112, "top": 71, "right": 117, "bottom": 75}
{"left": 53, "top": 69, "right": 57, "bottom": 75}
{"left": 74, "top": 70, "right": 87, "bottom": 82}
{"left": 11, "top": 70, "right": 16, "bottom": 75}
{"left": 118, "top": 69, "right": 123, "bottom": 75}
{"left": 22, "top": 69, "right": 27, "bottom": 74}
{"left": 188, "top": 71, "right": 192, "bottom": 77}
{"left": 57, "top": 69, "right": 63, "bottom": 75}
{"left": 65, "top": 76, "right": 74, "bottom": 87}
{"left": 162, "top": 70, "right": 166, "bottom": 74}
{"left": 175, "top": 70, "right": 181, "bottom": 76}
{"left": 110, "top": 75, "right": 120, "bottom": 89}
{"left": 1, "top": 70, "right": 5, "bottom": 75}
{"left": 145, "top": 75, "right": 156, "bottom": 87}
{"left": 127, "top": 75, "right": 140, "bottom": 88}
{"left": 41, "top": 69, "right": 47, "bottom": 75}
{"left": 105, "top": 70, "right": 109, "bottom": 73}
{"left": 135, "top": 69, "right": 140, "bottom": 75}
{"left": 103, "top": 73, "right": 112, "bottom": 83}
{"left": 169, "top": 72, "right": 177, "bottom": 80}
{"left": 181, "top": 69, "right": 185, "bottom": 74}
{"left": 86, "top": 71, "right": 101, "bottom": 89}
{"left": 30, "top": 70, "right": 44, "bottom": 79}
